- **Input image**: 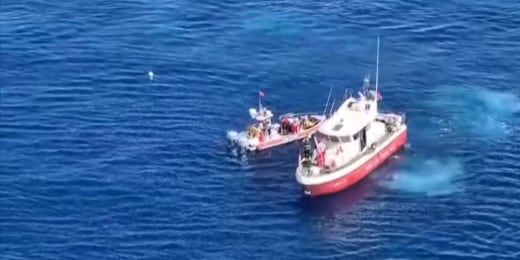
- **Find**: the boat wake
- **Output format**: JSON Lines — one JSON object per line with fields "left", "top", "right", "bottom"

{"left": 226, "top": 130, "right": 241, "bottom": 146}
{"left": 381, "top": 157, "right": 464, "bottom": 196}
{"left": 427, "top": 86, "right": 520, "bottom": 138}
{"left": 226, "top": 130, "right": 247, "bottom": 158}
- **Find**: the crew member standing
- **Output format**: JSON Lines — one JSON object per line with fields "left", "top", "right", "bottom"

{"left": 282, "top": 117, "right": 289, "bottom": 135}
{"left": 292, "top": 118, "right": 299, "bottom": 134}
{"left": 266, "top": 120, "right": 271, "bottom": 137}
{"left": 302, "top": 136, "right": 312, "bottom": 160}
{"left": 317, "top": 139, "right": 326, "bottom": 167}
{"left": 258, "top": 122, "right": 265, "bottom": 141}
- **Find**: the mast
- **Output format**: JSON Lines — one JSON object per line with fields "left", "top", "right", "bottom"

{"left": 375, "top": 36, "right": 380, "bottom": 96}
{"left": 322, "top": 86, "right": 334, "bottom": 115}
{"left": 258, "top": 91, "right": 261, "bottom": 110}
{"left": 258, "top": 88, "right": 262, "bottom": 111}
{"left": 328, "top": 99, "right": 335, "bottom": 115}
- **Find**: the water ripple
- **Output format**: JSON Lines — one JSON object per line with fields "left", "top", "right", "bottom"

{"left": 2, "top": 0, "right": 520, "bottom": 259}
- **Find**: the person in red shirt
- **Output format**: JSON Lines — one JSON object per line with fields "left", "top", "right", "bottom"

{"left": 292, "top": 122, "right": 298, "bottom": 134}
{"left": 316, "top": 139, "right": 326, "bottom": 167}
{"left": 281, "top": 117, "right": 289, "bottom": 135}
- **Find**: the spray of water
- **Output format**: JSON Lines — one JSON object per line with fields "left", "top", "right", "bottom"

{"left": 382, "top": 157, "right": 464, "bottom": 196}
{"left": 428, "top": 86, "right": 520, "bottom": 137}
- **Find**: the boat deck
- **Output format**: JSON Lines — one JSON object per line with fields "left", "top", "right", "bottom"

{"left": 300, "top": 124, "right": 400, "bottom": 177}
{"left": 321, "top": 131, "right": 392, "bottom": 174}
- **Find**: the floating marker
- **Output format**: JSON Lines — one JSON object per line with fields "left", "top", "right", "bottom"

{"left": 148, "top": 71, "right": 154, "bottom": 80}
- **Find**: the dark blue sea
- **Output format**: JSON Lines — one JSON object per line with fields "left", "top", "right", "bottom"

{"left": 1, "top": 0, "right": 520, "bottom": 259}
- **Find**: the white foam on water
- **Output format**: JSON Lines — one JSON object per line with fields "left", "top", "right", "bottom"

{"left": 428, "top": 86, "right": 520, "bottom": 138}
{"left": 474, "top": 88, "right": 520, "bottom": 114}
{"left": 382, "top": 157, "right": 464, "bottom": 196}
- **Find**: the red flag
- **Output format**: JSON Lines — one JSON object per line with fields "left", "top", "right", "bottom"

{"left": 259, "top": 90, "right": 265, "bottom": 97}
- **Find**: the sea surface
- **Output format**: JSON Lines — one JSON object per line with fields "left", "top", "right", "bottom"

{"left": 1, "top": 0, "right": 520, "bottom": 259}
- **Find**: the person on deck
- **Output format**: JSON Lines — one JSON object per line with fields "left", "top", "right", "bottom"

{"left": 258, "top": 121, "right": 263, "bottom": 132}
{"left": 317, "top": 139, "right": 326, "bottom": 167}
{"left": 249, "top": 125, "right": 259, "bottom": 137}
{"left": 262, "top": 107, "right": 268, "bottom": 117}
{"left": 302, "top": 136, "right": 312, "bottom": 160}
{"left": 303, "top": 116, "right": 313, "bottom": 129}
{"left": 293, "top": 118, "right": 300, "bottom": 134}
{"left": 281, "top": 117, "right": 289, "bottom": 135}
{"left": 258, "top": 129, "right": 265, "bottom": 142}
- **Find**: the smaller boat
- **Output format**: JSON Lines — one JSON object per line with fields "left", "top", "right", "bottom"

{"left": 227, "top": 93, "right": 326, "bottom": 152}
{"left": 295, "top": 37, "right": 408, "bottom": 196}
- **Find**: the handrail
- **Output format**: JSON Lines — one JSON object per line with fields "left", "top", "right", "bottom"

{"left": 378, "top": 110, "right": 406, "bottom": 116}
{"left": 277, "top": 111, "right": 322, "bottom": 121}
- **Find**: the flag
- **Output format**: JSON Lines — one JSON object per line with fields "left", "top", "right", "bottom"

{"left": 259, "top": 90, "right": 265, "bottom": 97}
{"left": 376, "top": 91, "right": 382, "bottom": 101}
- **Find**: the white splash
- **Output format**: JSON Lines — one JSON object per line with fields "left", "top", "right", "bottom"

{"left": 382, "top": 157, "right": 464, "bottom": 196}
{"left": 427, "top": 86, "right": 520, "bottom": 138}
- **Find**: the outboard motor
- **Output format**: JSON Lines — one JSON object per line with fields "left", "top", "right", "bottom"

{"left": 227, "top": 131, "right": 239, "bottom": 143}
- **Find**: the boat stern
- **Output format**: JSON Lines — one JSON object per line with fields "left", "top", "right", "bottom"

{"left": 226, "top": 130, "right": 259, "bottom": 152}
{"left": 295, "top": 161, "right": 324, "bottom": 186}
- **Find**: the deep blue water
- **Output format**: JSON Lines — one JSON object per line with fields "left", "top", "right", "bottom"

{"left": 1, "top": 0, "right": 520, "bottom": 259}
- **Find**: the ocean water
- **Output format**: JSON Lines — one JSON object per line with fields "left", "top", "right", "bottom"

{"left": 1, "top": 0, "right": 520, "bottom": 259}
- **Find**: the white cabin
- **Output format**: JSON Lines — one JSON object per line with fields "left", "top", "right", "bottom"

{"left": 249, "top": 107, "right": 273, "bottom": 122}
{"left": 312, "top": 90, "right": 387, "bottom": 170}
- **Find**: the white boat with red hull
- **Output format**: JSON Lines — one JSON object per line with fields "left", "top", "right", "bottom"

{"left": 227, "top": 92, "right": 326, "bottom": 153}
{"left": 295, "top": 38, "right": 408, "bottom": 197}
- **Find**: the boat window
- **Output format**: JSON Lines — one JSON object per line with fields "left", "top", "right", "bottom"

{"left": 329, "top": 136, "right": 340, "bottom": 143}
{"left": 332, "top": 123, "right": 343, "bottom": 131}
{"left": 315, "top": 132, "right": 328, "bottom": 142}
{"left": 340, "top": 136, "right": 351, "bottom": 142}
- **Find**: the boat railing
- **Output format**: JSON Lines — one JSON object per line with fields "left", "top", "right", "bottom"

{"left": 376, "top": 112, "right": 407, "bottom": 129}
{"left": 278, "top": 111, "right": 323, "bottom": 121}
{"left": 378, "top": 109, "right": 405, "bottom": 116}
{"left": 377, "top": 110, "right": 406, "bottom": 120}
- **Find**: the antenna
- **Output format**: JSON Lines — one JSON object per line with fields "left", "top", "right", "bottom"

{"left": 258, "top": 87, "right": 263, "bottom": 111}
{"left": 258, "top": 92, "right": 261, "bottom": 110}
{"left": 322, "top": 86, "right": 334, "bottom": 115}
{"left": 375, "top": 36, "right": 380, "bottom": 96}
{"left": 328, "top": 99, "right": 335, "bottom": 115}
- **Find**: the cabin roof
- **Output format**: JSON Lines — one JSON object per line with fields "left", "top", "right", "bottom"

{"left": 254, "top": 110, "right": 273, "bottom": 121}
{"left": 318, "top": 98, "right": 375, "bottom": 136}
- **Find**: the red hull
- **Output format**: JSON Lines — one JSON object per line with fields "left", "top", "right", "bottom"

{"left": 303, "top": 129, "right": 408, "bottom": 197}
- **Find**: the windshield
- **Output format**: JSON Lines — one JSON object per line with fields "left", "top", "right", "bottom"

{"left": 314, "top": 132, "right": 349, "bottom": 147}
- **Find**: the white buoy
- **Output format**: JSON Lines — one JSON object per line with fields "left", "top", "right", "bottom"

{"left": 148, "top": 71, "right": 154, "bottom": 80}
